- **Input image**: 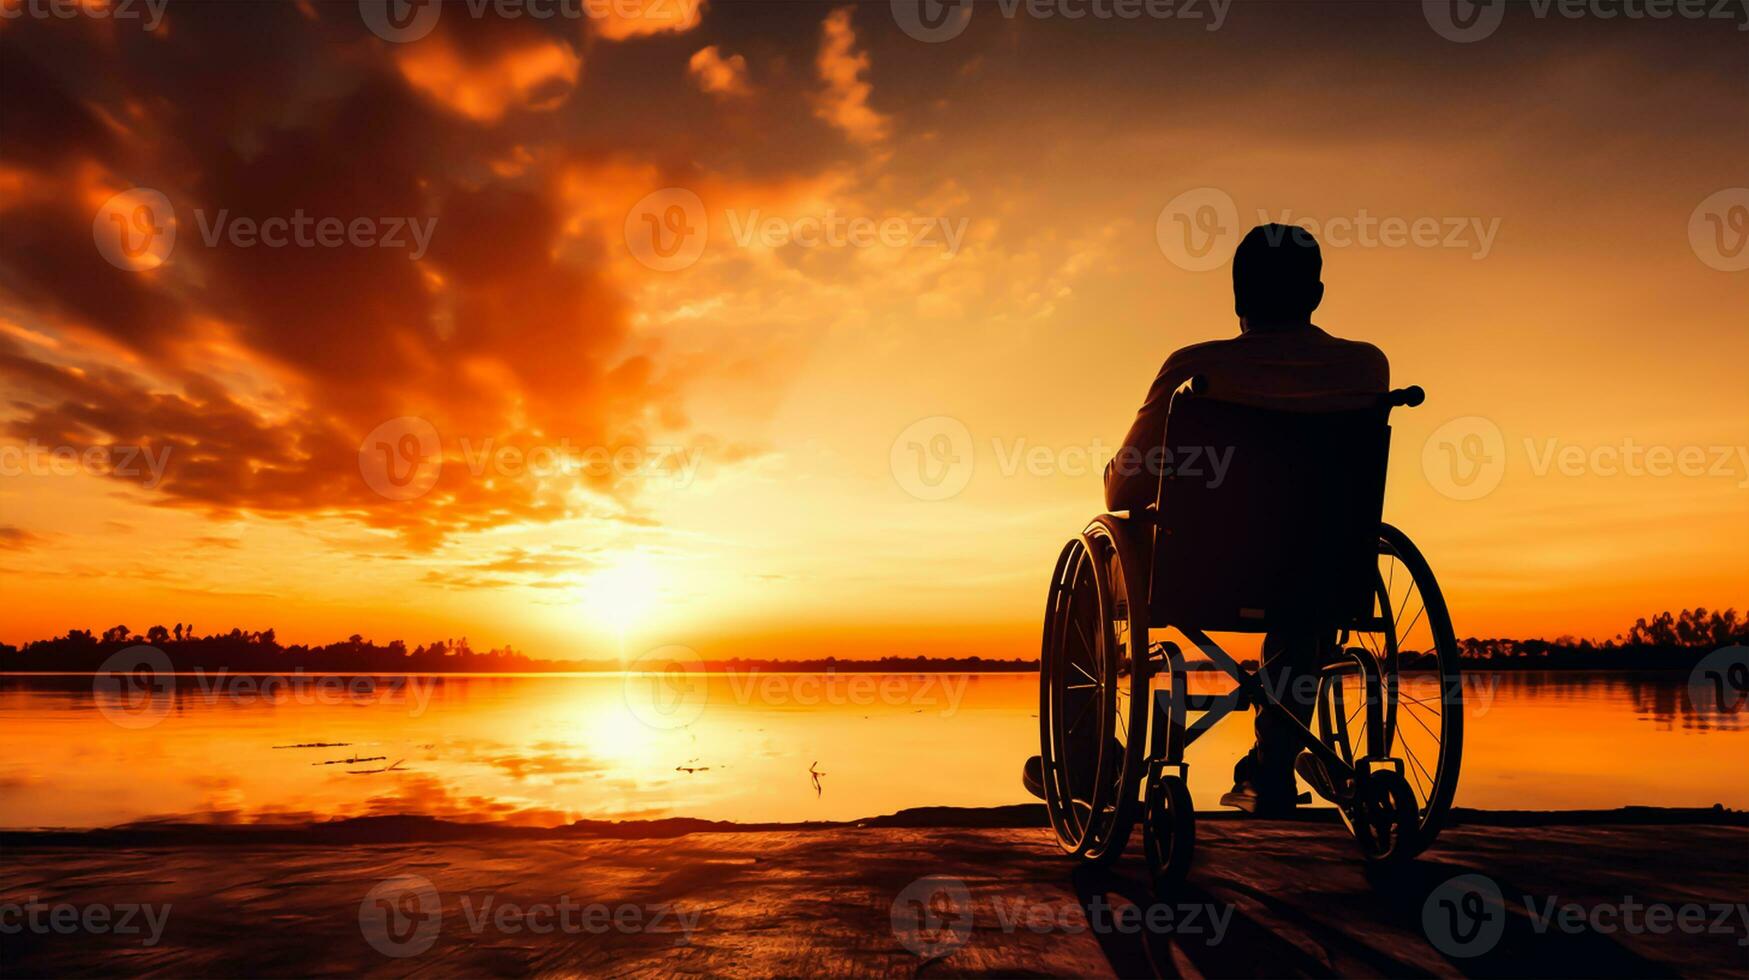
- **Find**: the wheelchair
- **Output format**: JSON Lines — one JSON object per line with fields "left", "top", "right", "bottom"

{"left": 1037, "top": 378, "right": 1463, "bottom": 889}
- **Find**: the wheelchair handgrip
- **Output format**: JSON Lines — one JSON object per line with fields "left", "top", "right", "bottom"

{"left": 1385, "top": 386, "right": 1425, "bottom": 409}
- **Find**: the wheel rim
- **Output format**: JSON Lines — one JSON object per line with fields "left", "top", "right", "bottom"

{"left": 1041, "top": 538, "right": 1110, "bottom": 854}
{"left": 1038, "top": 523, "right": 1148, "bottom": 860}
{"left": 1317, "top": 526, "right": 1463, "bottom": 842}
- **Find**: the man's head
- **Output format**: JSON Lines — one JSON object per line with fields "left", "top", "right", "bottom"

{"left": 1233, "top": 224, "right": 1324, "bottom": 326}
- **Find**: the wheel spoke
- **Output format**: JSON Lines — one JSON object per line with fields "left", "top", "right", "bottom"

{"left": 1404, "top": 751, "right": 1427, "bottom": 801}
{"left": 1074, "top": 621, "right": 1095, "bottom": 660}
{"left": 1401, "top": 737, "right": 1437, "bottom": 795}
{"left": 1398, "top": 690, "right": 1443, "bottom": 709}
{"left": 1067, "top": 691, "right": 1097, "bottom": 735}
{"left": 1399, "top": 598, "right": 1428, "bottom": 646}
{"left": 1359, "top": 630, "right": 1382, "bottom": 659}
{"left": 1400, "top": 698, "right": 1443, "bottom": 742}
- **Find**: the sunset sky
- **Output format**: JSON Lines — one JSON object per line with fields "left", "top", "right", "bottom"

{"left": 0, "top": 0, "right": 1744, "bottom": 661}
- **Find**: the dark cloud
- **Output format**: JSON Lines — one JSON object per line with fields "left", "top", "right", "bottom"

{"left": 0, "top": 525, "right": 43, "bottom": 550}
{"left": 0, "top": 2, "right": 837, "bottom": 546}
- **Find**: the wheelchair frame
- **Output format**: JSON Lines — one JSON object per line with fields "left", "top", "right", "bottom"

{"left": 1037, "top": 383, "right": 1463, "bottom": 889}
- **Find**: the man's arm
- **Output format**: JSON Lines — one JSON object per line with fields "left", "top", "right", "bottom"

{"left": 1104, "top": 355, "right": 1192, "bottom": 512}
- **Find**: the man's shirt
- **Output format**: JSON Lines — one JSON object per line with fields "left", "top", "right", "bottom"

{"left": 1104, "top": 324, "right": 1390, "bottom": 512}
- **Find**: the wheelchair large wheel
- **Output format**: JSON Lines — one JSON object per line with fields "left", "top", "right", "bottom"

{"left": 1317, "top": 523, "right": 1463, "bottom": 857}
{"left": 1038, "top": 517, "right": 1151, "bottom": 863}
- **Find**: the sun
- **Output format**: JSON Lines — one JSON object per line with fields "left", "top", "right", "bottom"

{"left": 579, "top": 553, "right": 662, "bottom": 641}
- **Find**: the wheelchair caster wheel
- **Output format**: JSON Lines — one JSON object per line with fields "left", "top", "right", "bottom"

{"left": 1144, "top": 775, "right": 1196, "bottom": 891}
{"left": 1351, "top": 770, "right": 1418, "bottom": 863}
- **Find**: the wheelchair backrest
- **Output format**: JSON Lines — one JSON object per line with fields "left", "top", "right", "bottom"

{"left": 1148, "top": 391, "right": 1390, "bottom": 633}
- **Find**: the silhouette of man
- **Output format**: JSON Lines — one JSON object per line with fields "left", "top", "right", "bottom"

{"left": 1021, "top": 224, "right": 1388, "bottom": 815}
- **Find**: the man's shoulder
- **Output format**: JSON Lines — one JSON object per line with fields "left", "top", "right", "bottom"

{"left": 1160, "top": 337, "right": 1241, "bottom": 372}
{"left": 1326, "top": 333, "right": 1390, "bottom": 368}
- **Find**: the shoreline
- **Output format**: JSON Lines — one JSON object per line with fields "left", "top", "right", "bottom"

{"left": 0, "top": 663, "right": 1726, "bottom": 677}
{"left": 5, "top": 803, "right": 1743, "bottom": 848}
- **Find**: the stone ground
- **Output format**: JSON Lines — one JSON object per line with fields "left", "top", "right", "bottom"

{"left": 1, "top": 810, "right": 1745, "bottom": 977}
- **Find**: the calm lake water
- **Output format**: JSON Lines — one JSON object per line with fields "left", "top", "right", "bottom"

{"left": 0, "top": 671, "right": 1741, "bottom": 830}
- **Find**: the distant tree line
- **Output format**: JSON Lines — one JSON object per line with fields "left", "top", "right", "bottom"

{"left": 0, "top": 627, "right": 1038, "bottom": 674}
{"left": 0, "top": 608, "right": 1739, "bottom": 674}
{"left": 0, "top": 625, "right": 548, "bottom": 674}
{"left": 1455, "top": 607, "right": 1746, "bottom": 670}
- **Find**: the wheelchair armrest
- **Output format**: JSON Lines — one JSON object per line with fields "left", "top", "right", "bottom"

{"left": 1108, "top": 507, "right": 1166, "bottom": 528}
{"left": 1383, "top": 385, "right": 1425, "bottom": 409}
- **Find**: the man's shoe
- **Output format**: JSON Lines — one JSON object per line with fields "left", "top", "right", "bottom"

{"left": 1023, "top": 739, "right": 1126, "bottom": 803}
{"left": 1219, "top": 780, "right": 1308, "bottom": 817}
{"left": 1295, "top": 750, "right": 1344, "bottom": 803}
{"left": 1022, "top": 755, "right": 1046, "bottom": 800}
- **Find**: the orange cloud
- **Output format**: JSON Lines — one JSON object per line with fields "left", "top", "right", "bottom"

{"left": 395, "top": 35, "right": 581, "bottom": 122}
{"left": 814, "top": 7, "right": 887, "bottom": 145}
{"left": 688, "top": 45, "right": 749, "bottom": 98}
{"left": 592, "top": 0, "right": 705, "bottom": 40}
